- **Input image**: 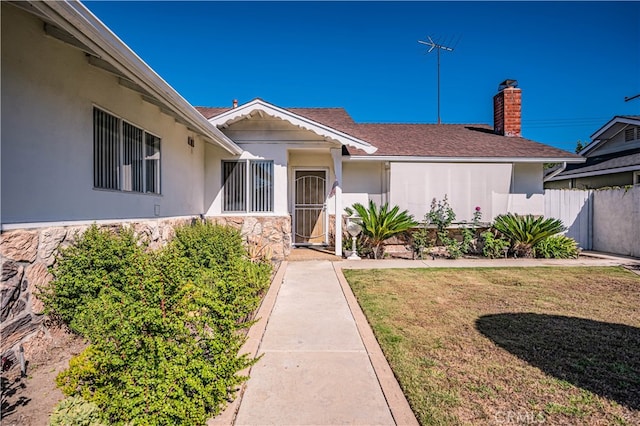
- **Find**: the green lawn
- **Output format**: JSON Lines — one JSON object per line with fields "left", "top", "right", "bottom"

{"left": 344, "top": 267, "right": 640, "bottom": 425}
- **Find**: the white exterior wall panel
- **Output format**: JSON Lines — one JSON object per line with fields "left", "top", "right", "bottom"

{"left": 1, "top": 5, "right": 206, "bottom": 225}
{"left": 342, "top": 162, "right": 385, "bottom": 210}
{"left": 389, "top": 162, "right": 544, "bottom": 222}
{"left": 205, "top": 117, "right": 342, "bottom": 216}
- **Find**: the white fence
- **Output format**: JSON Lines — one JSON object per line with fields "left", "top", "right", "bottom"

{"left": 544, "top": 187, "right": 640, "bottom": 258}
{"left": 544, "top": 189, "right": 593, "bottom": 250}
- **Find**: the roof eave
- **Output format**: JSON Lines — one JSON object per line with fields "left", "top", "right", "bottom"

{"left": 209, "top": 99, "right": 378, "bottom": 154}
{"left": 582, "top": 116, "right": 640, "bottom": 156}
{"left": 345, "top": 156, "right": 586, "bottom": 163}
{"left": 545, "top": 164, "right": 640, "bottom": 181}
{"left": 31, "top": 0, "right": 242, "bottom": 155}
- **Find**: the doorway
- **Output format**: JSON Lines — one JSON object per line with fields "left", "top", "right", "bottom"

{"left": 293, "top": 170, "right": 327, "bottom": 245}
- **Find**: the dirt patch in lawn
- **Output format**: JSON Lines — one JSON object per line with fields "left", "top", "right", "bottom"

{"left": 344, "top": 266, "right": 640, "bottom": 425}
{"left": 1, "top": 324, "right": 87, "bottom": 426}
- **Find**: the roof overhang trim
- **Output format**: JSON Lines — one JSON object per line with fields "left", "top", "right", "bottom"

{"left": 545, "top": 164, "right": 640, "bottom": 182}
{"left": 582, "top": 116, "right": 640, "bottom": 156}
{"left": 208, "top": 99, "right": 378, "bottom": 154}
{"left": 21, "top": 0, "right": 242, "bottom": 155}
{"left": 346, "top": 156, "right": 586, "bottom": 163}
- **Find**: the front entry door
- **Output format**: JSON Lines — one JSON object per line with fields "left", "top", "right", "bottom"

{"left": 294, "top": 170, "right": 327, "bottom": 245}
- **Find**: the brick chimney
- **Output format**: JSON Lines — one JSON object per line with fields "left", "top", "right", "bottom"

{"left": 493, "top": 80, "right": 521, "bottom": 137}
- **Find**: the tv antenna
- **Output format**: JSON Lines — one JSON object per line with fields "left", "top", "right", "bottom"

{"left": 418, "top": 36, "right": 456, "bottom": 124}
{"left": 625, "top": 93, "right": 640, "bottom": 102}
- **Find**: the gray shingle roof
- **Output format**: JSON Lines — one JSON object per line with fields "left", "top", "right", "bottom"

{"left": 553, "top": 148, "right": 640, "bottom": 177}
{"left": 195, "top": 106, "right": 581, "bottom": 160}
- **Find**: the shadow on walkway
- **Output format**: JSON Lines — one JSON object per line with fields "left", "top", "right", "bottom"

{"left": 476, "top": 313, "right": 640, "bottom": 410}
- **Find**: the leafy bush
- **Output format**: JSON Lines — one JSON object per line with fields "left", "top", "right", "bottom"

{"left": 46, "top": 223, "right": 271, "bottom": 425}
{"left": 410, "top": 226, "right": 432, "bottom": 259}
{"left": 480, "top": 231, "right": 510, "bottom": 259}
{"left": 40, "top": 224, "right": 139, "bottom": 331}
{"left": 426, "top": 196, "right": 456, "bottom": 239}
{"left": 460, "top": 206, "right": 483, "bottom": 255}
{"left": 342, "top": 233, "right": 372, "bottom": 258}
{"left": 50, "top": 396, "right": 107, "bottom": 426}
{"left": 421, "top": 197, "right": 483, "bottom": 259}
{"left": 534, "top": 235, "right": 579, "bottom": 259}
{"left": 424, "top": 196, "right": 461, "bottom": 258}
{"left": 345, "top": 201, "right": 418, "bottom": 259}
{"left": 492, "top": 214, "right": 566, "bottom": 258}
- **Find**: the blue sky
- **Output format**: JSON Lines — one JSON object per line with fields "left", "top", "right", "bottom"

{"left": 84, "top": 1, "right": 639, "bottom": 153}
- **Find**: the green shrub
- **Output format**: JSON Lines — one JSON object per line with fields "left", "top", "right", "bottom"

{"left": 410, "top": 226, "right": 432, "bottom": 259}
{"left": 40, "top": 224, "right": 139, "bottom": 331}
{"left": 342, "top": 233, "right": 372, "bottom": 258}
{"left": 50, "top": 396, "right": 107, "bottom": 426}
{"left": 492, "top": 214, "right": 566, "bottom": 258}
{"left": 345, "top": 201, "right": 418, "bottom": 259}
{"left": 480, "top": 231, "right": 510, "bottom": 259}
{"left": 172, "top": 221, "right": 246, "bottom": 276}
{"left": 421, "top": 198, "right": 483, "bottom": 259}
{"left": 534, "top": 235, "right": 579, "bottom": 259}
{"left": 46, "top": 222, "right": 271, "bottom": 425}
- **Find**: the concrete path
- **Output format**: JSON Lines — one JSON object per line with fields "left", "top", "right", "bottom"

{"left": 334, "top": 251, "right": 640, "bottom": 270}
{"left": 231, "top": 260, "right": 411, "bottom": 426}
{"left": 209, "top": 251, "right": 639, "bottom": 425}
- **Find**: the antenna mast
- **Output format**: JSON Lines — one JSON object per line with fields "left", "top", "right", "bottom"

{"left": 418, "top": 36, "right": 454, "bottom": 124}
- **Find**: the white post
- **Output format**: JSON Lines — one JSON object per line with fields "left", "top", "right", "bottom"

{"left": 331, "top": 148, "right": 343, "bottom": 257}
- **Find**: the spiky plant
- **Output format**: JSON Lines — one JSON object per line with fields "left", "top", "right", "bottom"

{"left": 492, "top": 213, "right": 566, "bottom": 258}
{"left": 534, "top": 235, "right": 579, "bottom": 259}
{"left": 345, "top": 201, "right": 418, "bottom": 259}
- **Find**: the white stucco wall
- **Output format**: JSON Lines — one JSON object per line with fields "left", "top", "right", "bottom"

{"left": 388, "top": 162, "right": 544, "bottom": 222}
{"left": 507, "top": 162, "right": 545, "bottom": 216}
{"left": 593, "top": 186, "right": 640, "bottom": 257}
{"left": 1, "top": 4, "right": 207, "bottom": 226}
{"left": 205, "top": 117, "right": 341, "bottom": 217}
{"left": 342, "top": 161, "right": 385, "bottom": 211}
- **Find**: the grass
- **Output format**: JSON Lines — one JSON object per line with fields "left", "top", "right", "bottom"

{"left": 343, "top": 267, "right": 640, "bottom": 425}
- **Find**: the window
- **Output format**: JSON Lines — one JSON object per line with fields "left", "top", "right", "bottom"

{"left": 222, "top": 160, "right": 274, "bottom": 212}
{"left": 93, "top": 107, "right": 161, "bottom": 194}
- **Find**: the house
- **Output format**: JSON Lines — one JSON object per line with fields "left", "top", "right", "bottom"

{"left": 0, "top": 0, "right": 584, "bottom": 261}
{"left": 196, "top": 82, "right": 582, "bottom": 256}
{"left": 1, "top": 0, "right": 246, "bottom": 358}
{"left": 545, "top": 116, "right": 640, "bottom": 189}
{"left": 1, "top": 0, "right": 584, "bottom": 358}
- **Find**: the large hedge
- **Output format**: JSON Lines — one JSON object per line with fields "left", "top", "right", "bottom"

{"left": 43, "top": 222, "right": 271, "bottom": 425}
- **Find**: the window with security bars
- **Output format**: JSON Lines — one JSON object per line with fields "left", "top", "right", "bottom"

{"left": 93, "top": 107, "right": 161, "bottom": 194}
{"left": 222, "top": 160, "right": 273, "bottom": 213}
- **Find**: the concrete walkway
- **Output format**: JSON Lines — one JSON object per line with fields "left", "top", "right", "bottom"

{"left": 210, "top": 252, "right": 639, "bottom": 425}
{"left": 231, "top": 260, "right": 412, "bottom": 426}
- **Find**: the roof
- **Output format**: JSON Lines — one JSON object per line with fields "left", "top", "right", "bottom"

{"left": 582, "top": 115, "right": 640, "bottom": 156}
{"left": 13, "top": 0, "right": 241, "bottom": 155}
{"left": 200, "top": 99, "right": 377, "bottom": 154}
{"left": 197, "top": 102, "right": 582, "bottom": 162}
{"left": 546, "top": 148, "right": 640, "bottom": 181}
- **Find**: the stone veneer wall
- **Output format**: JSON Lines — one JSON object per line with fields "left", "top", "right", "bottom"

{"left": 0, "top": 218, "right": 195, "bottom": 365}
{"left": 0, "top": 215, "right": 291, "bottom": 366}
{"left": 207, "top": 216, "right": 292, "bottom": 260}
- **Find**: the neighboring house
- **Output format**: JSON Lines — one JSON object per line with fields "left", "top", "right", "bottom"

{"left": 545, "top": 116, "right": 640, "bottom": 189}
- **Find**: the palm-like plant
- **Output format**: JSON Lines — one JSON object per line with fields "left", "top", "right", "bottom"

{"left": 492, "top": 213, "right": 566, "bottom": 258}
{"left": 345, "top": 201, "right": 418, "bottom": 259}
